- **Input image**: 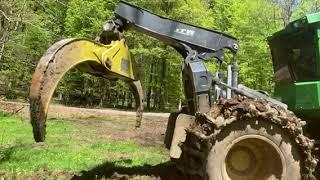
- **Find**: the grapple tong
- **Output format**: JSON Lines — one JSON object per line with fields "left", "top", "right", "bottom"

{"left": 29, "top": 27, "right": 143, "bottom": 142}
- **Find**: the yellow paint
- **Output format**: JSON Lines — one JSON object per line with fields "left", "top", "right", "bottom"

{"left": 93, "top": 39, "right": 135, "bottom": 79}
{"left": 64, "top": 39, "right": 135, "bottom": 80}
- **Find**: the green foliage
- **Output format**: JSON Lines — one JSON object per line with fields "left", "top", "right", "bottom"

{"left": 212, "top": 0, "right": 282, "bottom": 93}
{"left": 0, "top": 0, "right": 317, "bottom": 110}
{"left": 64, "top": 0, "right": 117, "bottom": 38}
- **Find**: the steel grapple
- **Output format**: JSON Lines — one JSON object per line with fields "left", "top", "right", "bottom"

{"left": 29, "top": 38, "right": 143, "bottom": 142}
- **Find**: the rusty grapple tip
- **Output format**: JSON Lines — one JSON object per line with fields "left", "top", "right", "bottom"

{"left": 29, "top": 38, "right": 143, "bottom": 142}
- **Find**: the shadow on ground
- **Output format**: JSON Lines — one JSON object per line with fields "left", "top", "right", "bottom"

{"left": 0, "top": 146, "right": 15, "bottom": 164}
{"left": 71, "top": 160, "right": 195, "bottom": 180}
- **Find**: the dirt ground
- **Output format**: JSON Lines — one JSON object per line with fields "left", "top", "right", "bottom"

{"left": 0, "top": 101, "right": 193, "bottom": 179}
{"left": 0, "top": 101, "right": 171, "bottom": 147}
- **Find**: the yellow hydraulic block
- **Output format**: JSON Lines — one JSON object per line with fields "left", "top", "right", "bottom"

{"left": 29, "top": 38, "right": 143, "bottom": 142}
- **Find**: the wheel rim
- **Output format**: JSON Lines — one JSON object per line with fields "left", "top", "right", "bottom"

{"left": 222, "top": 135, "right": 286, "bottom": 180}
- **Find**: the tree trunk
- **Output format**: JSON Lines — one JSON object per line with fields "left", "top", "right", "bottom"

{"left": 146, "top": 61, "right": 154, "bottom": 111}
{"left": 115, "top": 91, "right": 119, "bottom": 107}
{"left": 128, "top": 93, "right": 133, "bottom": 108}
{"left": 152, "top": 62, "right": 159, "bottom": 110}
{"left": 0, "top": 43, "right": 5, "bottom": 62}
{"left": 121, "top": 91, "right": 126, "bottom": 107}
{"left": 159, "top": 58, "right": 167, "bottom": 110}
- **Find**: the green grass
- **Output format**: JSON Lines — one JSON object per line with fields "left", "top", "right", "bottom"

{"left": 0, "top": 112, "right": 168, "bottom": 178}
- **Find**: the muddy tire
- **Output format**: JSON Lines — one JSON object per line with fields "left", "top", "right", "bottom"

{"left": 207, "top": 119, "right": 301, "bottom": 180}
{"left": 164, "top": 112, "right": 180, "bottom": 149}
{"left": 165, "top": 107, "right": 189, "bottom": 149}
{"left": 178, "top": 97, "right": 318, "bottom": 180}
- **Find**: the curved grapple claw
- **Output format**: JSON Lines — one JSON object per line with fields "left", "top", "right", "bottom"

{"left": 29, "top": 38, "right": 143, "bottom": 142}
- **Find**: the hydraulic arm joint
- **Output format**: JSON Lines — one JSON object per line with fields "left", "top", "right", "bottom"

{"left": 108, "top": 1, "right": 239, "bottom": 114}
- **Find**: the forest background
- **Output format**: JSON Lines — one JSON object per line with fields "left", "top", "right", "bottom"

{"left": 1, "top": 0, "right": 319, "bottom": 112}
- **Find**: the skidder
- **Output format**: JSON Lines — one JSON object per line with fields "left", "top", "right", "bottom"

{"left": 29, "top": 1, "right": 318, "bottom": 179}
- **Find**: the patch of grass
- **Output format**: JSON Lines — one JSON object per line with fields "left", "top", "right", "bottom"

{"left": 80, "top": 115, "right": 130, "bottom": 121}
{"left": 0, "top": 112, "right": 168, "bottom": 178}
{"left": 47, "top": 114, "right": 69, "bottom": 120}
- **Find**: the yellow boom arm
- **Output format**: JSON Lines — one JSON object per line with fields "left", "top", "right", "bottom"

{"left": 30, "top": 38, "right": 143, "bottom": 142}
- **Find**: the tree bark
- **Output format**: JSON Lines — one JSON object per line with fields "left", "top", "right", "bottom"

{"left": 159, "top": 58, "right": 167, "bottom": 110}
{"left": 0, "top": 43, "right": 5, "bottom": 62}
{"left": 121, "top": 91, "right": 126, "bottom": 107}
{"left": 127, "top": 93, "right": 133, "bottom": 108}
{"left": 146, "top": 61, "right": 154, "bottom": 111}
{"left": 152, "top": 62, "right": 159, "bottom": 110}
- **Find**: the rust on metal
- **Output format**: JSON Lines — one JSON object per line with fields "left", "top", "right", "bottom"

{"left": 129, "top": 80, "right": 144, "bottom": 128}
{"left": 30, "top": 38, "right": 143, "bottom": 142}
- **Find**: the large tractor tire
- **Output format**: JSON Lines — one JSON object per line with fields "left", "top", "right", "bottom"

{"left": 207, "top": 119, "right": 300, "bottom": 180}
{"left": 303, "top": 121, "right": 320, "bottom": 179}
{"left": 178, "top": 96, "right": 318, "bottom": 180}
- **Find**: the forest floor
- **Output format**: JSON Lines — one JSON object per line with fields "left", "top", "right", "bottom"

{"left": 0, "top": 101, "right": 189, "bottom": 179}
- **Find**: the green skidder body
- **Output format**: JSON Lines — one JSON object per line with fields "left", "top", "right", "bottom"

{"left": 268, "top": 12, "right": 320, "bottom": 120}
